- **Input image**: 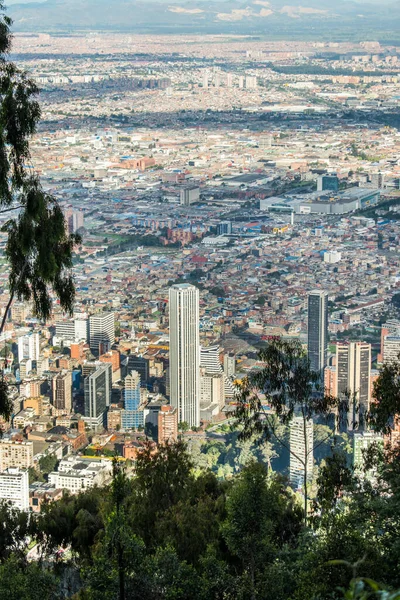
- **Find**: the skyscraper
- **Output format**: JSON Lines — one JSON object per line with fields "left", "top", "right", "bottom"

{"left": 52, "top": 371, "right": 72, "bottom": 412}
{"left": 121, "top": 370, "right": 143, "bottom": 430}
{"left": 169, "top": 284, "right": 200, "bottom": 428}
{"left": 335, "top": 341, "right": 371, "bottom": 430}
{"left": 84, "top": 363, "right": 112, "bottom": 428}
{"left": 307, "top": 290, "right": 328, "bottom": 374}
{"left": 289, "top": 416, "right": 314, "bottom": 488}
{"left": 89, "top": 312, "right": 115, "bottom": 356}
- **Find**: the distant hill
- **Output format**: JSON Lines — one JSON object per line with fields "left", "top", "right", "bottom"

{"left": 7, "top": 0, "right": 400, "bottom": 39}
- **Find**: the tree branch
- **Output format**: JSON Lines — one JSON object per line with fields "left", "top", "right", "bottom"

{"left": 0, "top": 205, "right": 23, "bottom": 214}
{"left": 0, "top": 290, "right": 14, "bottom": 337}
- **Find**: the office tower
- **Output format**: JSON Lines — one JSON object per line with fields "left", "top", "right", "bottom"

{"left": 0, "top": 440, "right": 33, "bottom": 471}
{"left": 52, "top": 371, "right": 72, "bottom": 412}
{"left": 224, "top": 353, "right": 236, "bottom": 378}
{"left": 383, "top": 336, "right": 400, "bottom": 365}
{"left": 289, "top": 416, "right": 313, "bottom": 487}
{"left": 55, "top": 318, "right": 88, "bottom": 344}
{"left": 18, "top": 332, "right": 39, "bottom": 363}
{"left": 335, "top": 342, "right": 371, "bottom": 430}
{"left": 0, "top": 468, "right": 29, "bottom": 511}
{"left": 200, "top": 345, "right": 222, "bottom": 373}
{"left": 379, "top": 320, "right": 400, "bottom": 360}
{"left": 200, "top": 371, "right": 225, "bottom": 413}
{"left": 55, "top": 319, "right": 74, "bottom": 343}
{"left": 307, "top": 290, "right": 328, "bottom": 374}
{"left": 226, "top": 73, "right": 233, "bottom": 88}
{"left": 125, "top": 354, "right": 149, "bottom": 383}
{"left": 89, "top": 312, "right": 115, "bottom": 355}
{"left": 75, "top": 318, "right": 89, "bottom": 342}
{"left": 215, "top": 72, "right": 220, "bottom": 88}
{"left": 121, "top": 370, "right": 143, "bottom": 429}
{"left": 64, "top": 208, "right": 84, "bottom": 233}
{"left": 169, "top": 284, "right": 200, "bottom": 427}
{"left": 369, "top": 172, "right": 384, "bottom": 189}
{"left": 84, "top": 363, "right": 112, "bottom": 428}
{"left": 217, "top": 221, "right": 232, "bottom": 236}
{"left": 36, "top": 357, "right": 49, "bottom": 377}
{"left": 180, "top": 185, "right": 200, "bottom": 206}
{"left": 200, "top": 345, "right": 231, "bottom": 408}
{"left": 238, "top": 76, "right": 244, "bottom": 89}
{"left": 158, "top": 405, "right": 178, "bottom": 445}
{"left": 202, "top": 72, "right": 208, "bottom": 88}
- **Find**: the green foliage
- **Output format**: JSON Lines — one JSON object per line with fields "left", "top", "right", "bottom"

{"left": 313, "top": 449, "right": 354, "bottom": 514}
{"left": 0, "top": 501, "right": 34, "bottom": 562}
{"left": 223, "top": 462, "right": 302, "bottom": 597}
{"left": 2, "top": 439, "right": 400, "bottom": 599}
{"left": 0, "top": 556, "right": 59, "bottom": 600}
{"left": 369, "top": 360, "right": 400, "bottom": 433}
{"left": 0, "top": 2, "right": 80, "bottom": 421}
{"left": 39, "top": 453, "right": 58, "bottom": 476}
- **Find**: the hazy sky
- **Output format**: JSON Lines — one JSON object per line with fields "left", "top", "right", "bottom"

{"left": 4, "top": 0, "right": 395, "bottom": 3}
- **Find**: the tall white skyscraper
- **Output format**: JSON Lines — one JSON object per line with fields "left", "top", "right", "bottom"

{"left": 307, "top": 290, "right": 328, "bottom": 375}
{"left": 169, "top": 284, "right": 200, "bottom": 427}
{"left": 289, "top": 416, "right": 314, "bottom": 488}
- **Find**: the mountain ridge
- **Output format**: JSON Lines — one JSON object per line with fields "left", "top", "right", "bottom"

{"left": 7, "top": 0, "right": 400, "bottom": 37}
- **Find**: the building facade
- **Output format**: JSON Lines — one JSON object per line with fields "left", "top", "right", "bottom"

{"left": 307, "top": 290, "right": 328, "bottom": 375}
{"left": 0, "top": 440, "right": 33, "bottom": 471}
{"left": 169, "top": 284, "right": 200, "bottom": 427}
{"left": 52, "top": 371, "right": 72, "bottom": 412}
{"left": 89, "top": 313, "right": 115, "bottom": 356}
{"left": 158, "top": 405, "right": 178, "bottom": 445}
{"left": 83, "top": 363, "right": 112, "bottom": 428}
{"left": 121, "top": 370, "right": 144, "bottom": 429}
{"left": 335, "top": 341, "right": 371, "bottom": 430}
{"left": 289, "top": 416, "right": 314, "bottom": 488}
{"left": 0, "top": 468, "right": 29, "bottom": 511}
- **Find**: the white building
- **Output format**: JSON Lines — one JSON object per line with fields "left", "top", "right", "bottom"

{"left": 289, "top": 416, "right": 314, "bottom": 488}
{"left": 0, "top": 468, "right": 29, "bottom": 511}
{"left": 48, "top": 457, "right": 112, "bottom": 494}
{"left": 200, "top": 345, "right": 233, "bottom": 408}
{"left": 224, "top": 354, "right": 236, "bottom": 378}
{"left": 323, "top": 250, "right": 342, "bottom": 264}
{"left": 169, "top": 284, "right": 200, "bottom": 427}
{"left": 18, "top": 333, "right": 40, "bottom": 363}
{"left": 89, "top": 312, "right": 115, "bottom": 355}
{"left": 200, "top": 345, "right": 221, "bottom": 374}
{"left": 383, "top": 336, "right": 400, "bottom": 365}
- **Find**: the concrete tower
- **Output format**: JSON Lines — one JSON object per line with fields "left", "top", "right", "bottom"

{"left": 169, "top": 284, "right": 200, "bottom": 427}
